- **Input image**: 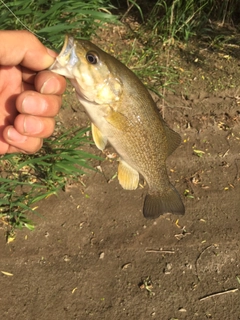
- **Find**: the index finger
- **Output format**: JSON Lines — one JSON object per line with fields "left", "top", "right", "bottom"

{"left": 0, "top": 30, "right": 57, "bottom": 70}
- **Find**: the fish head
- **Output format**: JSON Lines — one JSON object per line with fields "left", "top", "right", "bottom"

{"left": 50, "top": 36, "right": 123, "bottom": 104}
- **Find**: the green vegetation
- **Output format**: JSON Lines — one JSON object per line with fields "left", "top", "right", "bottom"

{"left": 0, "top": 0, "right": 118, "bottom": 48}
{"left": 0, "top": 0, "right": 239, "bottom": 237}
{"left": 120, "top": 0, "right": 239, "bottom": 43}
{"left": 0, "top": 0, "right": 116, "bottom": 237}
{"left": 0, "top": 127, "right": 101, "bottom": 238}
{"left": 114, "top": 0, "right": 240, "bottom": 98}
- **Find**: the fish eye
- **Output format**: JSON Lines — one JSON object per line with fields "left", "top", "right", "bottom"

{"left": 86, "top": 51, "right": 99, "bottom": 64}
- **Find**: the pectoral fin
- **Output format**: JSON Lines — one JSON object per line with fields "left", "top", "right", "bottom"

{"left": 91, "top": 123, "right": 107, "bottom": 151}
{"left": 118, "top": 159, "right": 139, "bottom": 190}
{"left": 106, "top": 110, "right": 129, "bottom": 131}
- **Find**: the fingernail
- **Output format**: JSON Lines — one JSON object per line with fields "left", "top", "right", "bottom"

{"left": 7, "top": 127, "right": 27, "bottom": 142}
{"left": 22, "top": 95, "right": 47, "bottom": 114}
{"left": 40, "top": 76, "right": 61, "bottom": 94}
{"left": 47, "top": 48, "right": 57, "bottom": 58}
{"left": 24, "top": 116, "right": 43, "bottom": 134}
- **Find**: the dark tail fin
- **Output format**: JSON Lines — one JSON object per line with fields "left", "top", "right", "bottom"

{"left": 143, "top": 185, "right": 185, "bottom": 219}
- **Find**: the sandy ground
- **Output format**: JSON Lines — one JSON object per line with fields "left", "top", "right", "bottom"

{"left": 1, "top": 24, "right": 240, "bottom": 320}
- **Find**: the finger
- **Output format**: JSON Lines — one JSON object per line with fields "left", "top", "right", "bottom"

{"left": 2, "top": 143, "right": 41, "bottom": 154}
{"left": 22, "top": 70, "right": 66, "bottom": 94}
{"left": 22, "top": 82, "right": 35, "bottom": 91}
{"left": 0, "top": 30, "right": 57, "bottom": 70}
{"left": 0, "top": 128, "right": 10, "bottom": 154}
{"left": 2, "top": 126, "right": 43, "bottom": 154}
{"left": 1, "top": 145, "right": 24, "bottom": 154}
{"left": 34, "top": 70, "right": 67, "bottom": 94}
{"left": 13, "top": 114, "right": 55, "bottom": 138}
{"left": 16, "top": 91, "right": 62, "bottom": 117}
{"left": 21, "top": 66, "right": 37, "bottom": 84}
{"left": 22, "top": 70, "right": 67, "bottom": 94}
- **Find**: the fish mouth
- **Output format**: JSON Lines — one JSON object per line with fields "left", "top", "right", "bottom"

{"left": 49, "top": 35, "right": 80, "bottom": 78}
{"left": 60, "top": 35, "right": 75, "bottom": 57}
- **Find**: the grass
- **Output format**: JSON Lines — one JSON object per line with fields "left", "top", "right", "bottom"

{"left": 0, "top": 0, "right": 239, "bottom": 237}
{"left": 0, "top": 0, "right": 116, "bottom": 237}
{"left": 115, "top": 0, "right": 239, "bottom": 110}
{"left": 109, "top": 38, "right": 178, "bottom": 96}
{"left": 0, "top": 0, "right": 119, "bottom": 49}
{"left": 147, "top": 0, "right": 209, "bottom": 43}
{"left": 0, "top": 127, "right": 102, "bottom": 239}
{"left": 122, "top": 0, "right": 239, "bottom": 43}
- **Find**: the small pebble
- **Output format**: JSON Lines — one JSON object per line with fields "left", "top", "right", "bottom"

{"left": 99, "top": 252, "right": 105, "bottom": 259}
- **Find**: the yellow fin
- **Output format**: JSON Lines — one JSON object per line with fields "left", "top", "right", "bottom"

{"left": 118, "top": 159, "right": 139, "bottom": 190}
{"left": 91, "top": 123, "right": 107, "bottom": 151}
{"left": 106, "top": 110, "right": 128, "bottom": 131}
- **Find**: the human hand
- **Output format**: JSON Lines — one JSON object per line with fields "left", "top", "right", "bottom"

{"left": 0, "top": 30, "right": 66, "bottom": 154}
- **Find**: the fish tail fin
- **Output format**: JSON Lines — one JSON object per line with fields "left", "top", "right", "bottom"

{"left": 143, "top": 185, "right": 185, "bottom": 219}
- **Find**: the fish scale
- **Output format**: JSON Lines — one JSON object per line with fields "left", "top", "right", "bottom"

{"left": 50, "top": 36, "right": 185, "bottom": 219}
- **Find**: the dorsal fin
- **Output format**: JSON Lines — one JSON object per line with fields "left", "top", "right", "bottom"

{"left": 163, "top": 123, "right": 182, "bottom": 156}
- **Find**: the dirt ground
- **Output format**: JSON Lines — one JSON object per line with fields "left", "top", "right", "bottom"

{"left": 1, "top": 23, "right": 240, "bottom": 320}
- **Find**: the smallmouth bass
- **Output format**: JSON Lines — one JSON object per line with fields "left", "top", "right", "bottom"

{"left": 50, "top": 36, "right": 185, "bottom": 219}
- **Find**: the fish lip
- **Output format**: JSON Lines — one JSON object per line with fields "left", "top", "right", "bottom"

{"left": 49, "top": 35, "right": 79, "bottom": 72}
{"left": 59, "top": 35, "right": 75, "bottom": 57}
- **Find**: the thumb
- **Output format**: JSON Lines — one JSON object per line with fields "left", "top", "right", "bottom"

{"left": 0, "top": 30, "right": 57, "bottom": 71}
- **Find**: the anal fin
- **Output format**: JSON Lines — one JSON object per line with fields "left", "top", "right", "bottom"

{"left": 91, "top": 123, "right": 107, "bottom": 151}
{"left": 118, "top": 159, "right": 139, "bottom": 190}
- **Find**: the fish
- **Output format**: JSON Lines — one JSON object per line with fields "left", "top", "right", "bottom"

{"left": 50, "top": 36, "right": 185, "bottom": 219}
